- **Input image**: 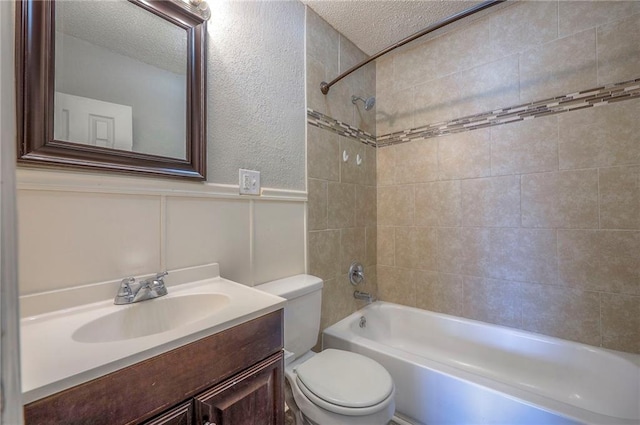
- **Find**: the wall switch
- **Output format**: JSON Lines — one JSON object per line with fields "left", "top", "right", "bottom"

{"left": 239, "top": 169, "right": 261, "bottom": 195}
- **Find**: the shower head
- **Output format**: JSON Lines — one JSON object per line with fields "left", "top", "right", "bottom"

{"left": 352, "top": 95, "right": 376, "bottom": 111}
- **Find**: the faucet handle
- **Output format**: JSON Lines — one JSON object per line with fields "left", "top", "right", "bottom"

{"left": 114, "top": 277, "right": 135, "bottom": 304}
{"left": 155, "top": 271, "right": 168, "bottom": 280}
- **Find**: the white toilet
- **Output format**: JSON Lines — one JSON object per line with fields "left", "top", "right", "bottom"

{"left": 257, "top": 274, "right": 395, "bottom": 425}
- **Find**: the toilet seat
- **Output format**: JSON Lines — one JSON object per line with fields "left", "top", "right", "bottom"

{"left": 294, "top": 349, "right": 394, "bottom": 416}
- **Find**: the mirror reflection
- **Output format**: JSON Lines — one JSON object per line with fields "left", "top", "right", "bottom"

{"left": 54, "top": 0, "right": 188, "bottom": 160}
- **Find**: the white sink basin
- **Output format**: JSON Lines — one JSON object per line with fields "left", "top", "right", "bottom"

{"left": 72, "top": 293, "right": 231, "bottom": 343}
{"left": 21, "top": 264, "right": 286, "bottom": 404}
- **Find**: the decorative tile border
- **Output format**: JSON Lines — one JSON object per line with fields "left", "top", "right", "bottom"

{"left": 306, "top": 109, "right": 377, "bottom": 147}
{"left": 307, "top": 78, "right": 640, "bottom": 148}
{"left": 377, "top": 78, "right": 640, "bottom": 147}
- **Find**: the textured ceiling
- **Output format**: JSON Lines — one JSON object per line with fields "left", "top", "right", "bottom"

{"left": 301, "top": 0, "right": 485, "bottom": 56}
{"left": 56, "top": 1, "right": 187, "bottom": 75}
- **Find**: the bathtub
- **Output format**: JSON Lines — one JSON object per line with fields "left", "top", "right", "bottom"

{"left": 322, "top": 302, "right": 640, "bottom": 425}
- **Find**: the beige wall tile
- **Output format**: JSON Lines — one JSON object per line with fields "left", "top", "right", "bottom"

{"left": 414, "top": 57, "right": 519, "bottom": 126}
{"left": 520, "top": 29, "right": 597, "bottom": 102}
{"left": 521, "top": 283, "right": 601, "bottom": 346}
{"left": 415, "top": 180, "right": 462, "bottom": 227}
{"left": 377, "top": 226, "right": 395, "bottom": 266}
{"left": 363, "top": 144, "right": 377, "bottom": 186}
{"left": 377, "top": 265, "right": 416, "bottom": 307}
{"left": 395, "top": 139, "right": 438, "bottom": 184}
{"left": 377, "top": 185, "right": 414, "bottom": 226}
{"left": 558, "top": 230, "right": 640, "bottom": 295}
{"left": 308, "top": 124, "right": 339, "bottom": 181}
{"left": 395, "top": 227, "right": 437, "bottom": 271}
{"left": 437, "top": 227, "right": 463, "bottom": 275}
{"left": 339, "top": 33, "right": 367, "bottom": 72}
{"left": 489, "top": 228, "right": 558, "bottom": 284}
{"left": 19, "top": 191, "right": 161, "bottom": 295}
{"left": 463, "top": 276, "right": 523, "bottom": 328}
{"left": 306, "top": 55, "right": 330, "bottom": 117}
{"left": 308, "top": 178, "right": 327, "bottom": 231}
{"left": 305, "top": 7, "right": 338, "bottom": 74}
{"left": 599, "top": 166, "right": 640, "bottom": 230}
{"left": 559, "top": 1, "right": 640, "bottom": 38}
{"left": 462, "top": 227, "right": 492, "bottom": 277}
{"left": 253, "top": 201, "right": 305, "bottom": 285}
{"left": 439, "top": 129, "right": 492, "bottom": 180}
{"left": 376, "top": 145, "right": 395, "bottom": 187}
{"left": 462, "top": 175, "right": 521, "bottom": 227}
{"left": 558, "top": 99, "right": 640, "bottom": 169}
{"left": 597, "top": 13, "right": 640, "bottom": 85}
{"left": 308, "top": 230, "right": 340, "bottom": 281}
{"left": 601, "top": 293, "right": 640, "bottom": 354}
{"left": 340, "top": 136, "right": 366, "bottom": 184}
{"left": 415, "top": 272, "right": 463, "bottom": 316}
{"left": 521, "top": 169, "right": 599, "bottom": 229}
{"left": 319, "top": 277, "right": 356, "bottom": 336}
{"left": 340, "top": 227, "right": 366, "bottom": 275}
{"left": 365, "top": 226, "right": 377, "bottom": 267}
{"left": 376, "top": 86, "right": 415, "bottom": 135}
{"left": 355, "top": 185, "right": 377, "bottom": 228}
{"left": 491, "top": 116, "right": 559, "bottom": 176}
{"left": 491, "top": 1, "right": 558, "bottom": 56}
{"left": 165, "top": 197, "right": 250, "bottom": 285}
{"left": 375, "top": 56, "right": 394, "bottom": 102}
{"left": 393, "top": 19, "right": 494, "bottom": 92}
{"left": 328, "top": 182, "right": 355, "bottom": 228}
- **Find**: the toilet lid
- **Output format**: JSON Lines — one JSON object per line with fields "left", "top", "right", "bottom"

{"left": 294, "top": 349, "right": 393, "bottom": 409}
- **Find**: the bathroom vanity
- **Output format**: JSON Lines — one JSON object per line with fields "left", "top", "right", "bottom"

{"left": 20, "top": 265, "right": 286, "bottom": 425}
{"left": 25, "top": 311, "right": 284, "bottom": 424}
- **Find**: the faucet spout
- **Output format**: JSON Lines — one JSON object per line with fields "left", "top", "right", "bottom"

{"left": 353, "top": 290, "right": 376, "bottom": 304}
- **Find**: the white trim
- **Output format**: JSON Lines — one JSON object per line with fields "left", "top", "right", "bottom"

{"left": 17, "top": 168, "right": 307, "bottom": 202}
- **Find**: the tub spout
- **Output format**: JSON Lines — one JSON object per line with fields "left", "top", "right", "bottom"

{"left": 354, "top": 290, "right": 376, "bottom": 303}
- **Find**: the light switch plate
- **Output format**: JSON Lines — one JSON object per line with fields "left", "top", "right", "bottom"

{"left": 239, "top": 169, "right": 261, "bottom": 195}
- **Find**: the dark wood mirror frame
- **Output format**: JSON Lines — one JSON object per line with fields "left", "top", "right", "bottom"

{"left": 16, "top": 0, "right": 207, "bottom": 180}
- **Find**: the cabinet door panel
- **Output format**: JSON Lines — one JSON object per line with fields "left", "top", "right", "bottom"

{"left": 143, "top": 401, "right": 192, "bottom": 425}
{"left": 195, "top": 352, "right": 284, "bottom": 425}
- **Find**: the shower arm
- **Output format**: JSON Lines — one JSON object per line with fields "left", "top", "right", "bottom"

{"left": 320, "top": 0, "right": 506, "bottom": 95}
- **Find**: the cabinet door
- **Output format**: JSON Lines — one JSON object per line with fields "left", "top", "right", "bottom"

{"left": 143, "top": 401, "right": 192, "bottom": 425}
{"left": 194, "top": 352, "right": 284, "bottom": 425}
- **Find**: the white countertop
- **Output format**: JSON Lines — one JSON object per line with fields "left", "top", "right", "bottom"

{"left": 21, "top": 266, "right": 285, "bottom": 404}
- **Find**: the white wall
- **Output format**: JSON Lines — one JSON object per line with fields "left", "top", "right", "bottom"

{"left": 207, "top": 0, "right": 306, "bottom": 190}
{"left": 1, "top": 0, "right": 24, "bottom": 421}
{"left": 55, "top": 32, "right": 187, "bottom": 159}
{"left": 17, "top": 0, "right": 308, "bottom": 298}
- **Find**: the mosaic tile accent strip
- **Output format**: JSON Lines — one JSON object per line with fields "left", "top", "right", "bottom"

{"left": 307, "top": 109, "right": 377, "bottom": 147}
{"left": 377, "top": 78, "right": 640, "bottom": 147}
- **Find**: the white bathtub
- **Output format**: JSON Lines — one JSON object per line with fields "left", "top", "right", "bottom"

{"left": 322, "top": 302, "right": 640, "bottom": 425}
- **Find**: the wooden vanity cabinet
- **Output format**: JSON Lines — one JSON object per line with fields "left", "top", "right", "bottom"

{"left": 144, "top": 402, "right": 192, "bottom": 425}
{"left": 194, "top": 353, "right": 283, "bottom": 425}
{"left": 24, "top": 310, "right": 284, "bottom": 425}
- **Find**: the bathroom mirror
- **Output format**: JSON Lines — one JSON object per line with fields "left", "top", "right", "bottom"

{"left": 16, "top": 0, "right": 208, "bottom": 180}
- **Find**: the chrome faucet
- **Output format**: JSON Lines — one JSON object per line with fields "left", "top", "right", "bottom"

{"left": 353, "top": 290, "right": 376, "bottom": 304}
{"left": 114, "top": 272, "right": 168, "bottom": 305}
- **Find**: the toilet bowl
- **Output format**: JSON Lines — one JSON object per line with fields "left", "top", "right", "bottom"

{"left": 256, "top": 275, "right": 395, "bottom": 425}
{"left": 286, "top": 350, "right": 395, "bottom": 425}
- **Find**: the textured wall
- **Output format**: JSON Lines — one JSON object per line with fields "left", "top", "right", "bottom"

{"left": 16, "top": 0, "right": 308, "bottom": 296}
{"left": 207, "top": 1, "right": 306, "bottom": 190}
{"left": 305, "top": 7, "right": 377, "bottom": 339}
{"left": 376, "top": 1, "right": 640, "bottom": 354}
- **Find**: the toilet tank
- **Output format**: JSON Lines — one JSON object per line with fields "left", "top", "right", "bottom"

{"left": 256, "top": 275, "right": 323, "bottom": 360}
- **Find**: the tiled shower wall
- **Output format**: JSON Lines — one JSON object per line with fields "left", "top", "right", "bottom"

{"left": 305, "top": 8, "right": 377, "bottom": 337}
{"left": 376, "top": 1, "right": 640, "bottom": 354}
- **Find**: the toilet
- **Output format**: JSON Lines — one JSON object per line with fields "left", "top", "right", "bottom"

{"left": 257, "top": 274, "right": 395, "bottom": 425}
